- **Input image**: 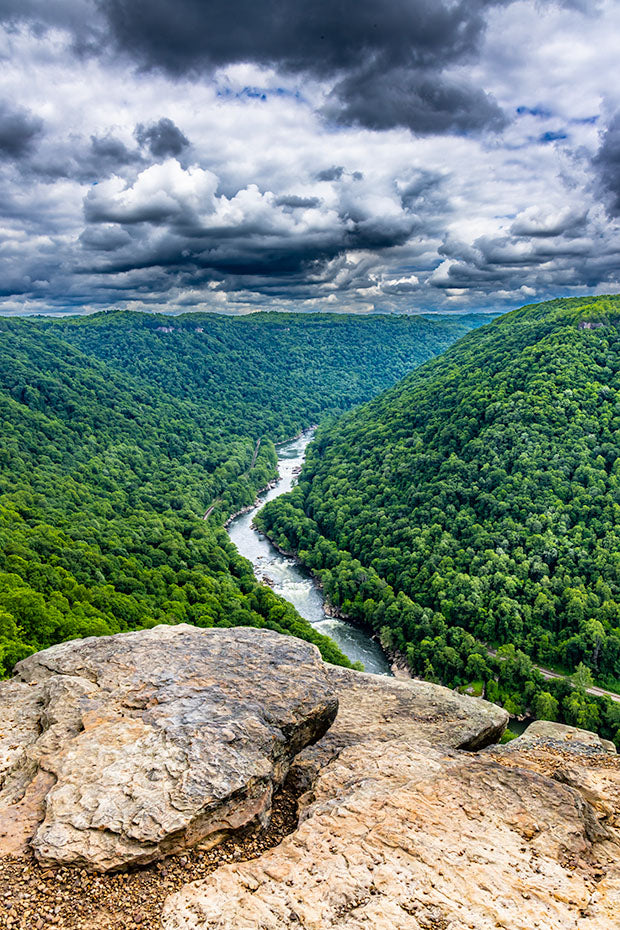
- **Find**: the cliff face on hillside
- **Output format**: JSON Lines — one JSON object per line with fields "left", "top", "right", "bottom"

{"left": 0, "top": 625, "right": 617, "bottom": 930}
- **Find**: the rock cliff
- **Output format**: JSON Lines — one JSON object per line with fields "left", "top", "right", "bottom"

{"left": 0, "top": 624, "right": 617, "bottom": 930}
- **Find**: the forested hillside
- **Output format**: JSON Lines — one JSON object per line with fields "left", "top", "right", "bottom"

{"left": 0, "top": 309, "right": 475, "bottom": 674}
{"left": 257, "top": 296, "right": 620, "bottom": 745}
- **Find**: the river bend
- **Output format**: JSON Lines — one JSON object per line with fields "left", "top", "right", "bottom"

{"left": 227, "top": 430, "right": 391, "bottom": 675}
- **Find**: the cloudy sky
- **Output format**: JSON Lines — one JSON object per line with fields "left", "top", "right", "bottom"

{"left": 0, "top": 0, "right": 619, "bottom": 316}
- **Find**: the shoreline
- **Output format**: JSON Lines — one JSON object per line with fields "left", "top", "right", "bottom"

{"left": 223, "top": 478, "right": 278, "bottom": 527}
{"left": 256, "top": 528, "right": 397, "bottom": 675}
{"left": 223, "top": 425, "right": 317, "bottom": 528}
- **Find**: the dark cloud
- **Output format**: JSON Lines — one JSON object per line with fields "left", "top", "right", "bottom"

{"left": 79, "top": 224, "right": 134, "bottom": 251}
{"left": 593, "top": 111, "right": 620, "bottom": 216}
{"left": 0, "top": 0, "right": 92, "bottom": 29}
{"left": 316, "top": 166, "right": 344, "bottom": 182}
{"left": 82, "top": 212, "right": 416, "bottom": 279}
{"left": 397, "top": 171, "right": 445, "bottom": 208}
{"left": 91, "top": 133, "right": 136, "bottom": 164}
{"left": 83, "top": 192, "right": 174, "bottom": 226}
{"left": 430, "top": 220, "right": 618, "bottom": 300}
{"left": 134, "top": 117, "right": 189, "bottom": 158}
{"left": 25, "top": 132, "right": 141, "bottom": 183}
{"left": 510, "top": 208, "right": 587, "bottom": 237}
{"left": 0, "top": 102, "right": 43, "bottom": 158}
{"left": 275, "top": 195, "right": 321, "bottom": 209}
{"left": 325, "top": 67, "right": 507, "bottom": 134}
{"left": 99, "top": 0, "right": 495, "bottom": 76}
{"left": 96, "top": 0, "right": 507, "bottom": 135}
{"left": 0, "top": 1, "right": 102, "bottom": 54}
{"left": 315, "top": 166, "right": 364, "bottom": 182}
{"left": 78, "top": 158, "right": 420, "bottom": 290}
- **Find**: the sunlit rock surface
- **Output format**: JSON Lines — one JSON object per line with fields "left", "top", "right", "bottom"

{"left": 289, "top": 665, "right": 508, "bottom": 796}
{"left": 164, "top": 680, "right": 619, "bottom": 930}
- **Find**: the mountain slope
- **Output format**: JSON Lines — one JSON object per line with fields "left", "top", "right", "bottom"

{"left": 257, "top": 296, "right": 620, "bottom": 744}
{"left": 0, "top": 309, "right": 475, "bottom": 673}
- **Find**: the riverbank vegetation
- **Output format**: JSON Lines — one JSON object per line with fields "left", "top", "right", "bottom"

{"left": 256, "top": 296, "right": 620, "bottom": 746}
{"left": 0, "top": 310, "right": 476, "bottom": 673}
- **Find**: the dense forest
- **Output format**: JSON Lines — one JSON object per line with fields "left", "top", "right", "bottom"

{"left": 0, "top": 309, "right": 475, "bottom": 675}
{"left": 257, "top": 296, "right": 620, "bottom": 746}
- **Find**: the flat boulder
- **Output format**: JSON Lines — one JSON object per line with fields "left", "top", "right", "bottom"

{"left": 0, "top": 625, "right": 337, "bottom": 871}
{"left": 504, "top": 719, "right": 617, "bottom": 755}
{"left": 289, "top": 665, "right": 508, "bottom": 794}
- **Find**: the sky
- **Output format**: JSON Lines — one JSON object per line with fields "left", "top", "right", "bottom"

{"left": 0, "top": 0, "right": 619, "bottom": 316}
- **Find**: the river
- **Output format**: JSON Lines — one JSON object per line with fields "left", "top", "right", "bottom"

{"left": 227, "top": 430, "right": 392, "bottom": 675}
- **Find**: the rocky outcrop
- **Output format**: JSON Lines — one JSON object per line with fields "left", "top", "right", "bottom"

{"left": 163, "top": 682, "right": 618, "bottom": 930}
{"left": 289, "top": 665, "right": 508, "bottom": 795}
{"left": 3, "top": 624, "right": 618, "bottom": 930}
{"left": 164, "top": 730, "right": 620, "bottom": 930}
{"left": 0, "top": 625, "right": 337, "bottom": 872}
{"left": 501, "top": 719, "right": 617, "bottom": 755}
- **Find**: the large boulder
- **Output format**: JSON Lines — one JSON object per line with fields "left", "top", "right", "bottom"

{"left": 0, "top": 625, "right": 337, "bottom": 871}
{"left": 501, "top": 719, "right": 617, "bottom": 755}
{"left": 289, "top": 665, "right": 508, "bottom": 794}
{"left": 163, "top": 734, "right": 620, "bottom": 930}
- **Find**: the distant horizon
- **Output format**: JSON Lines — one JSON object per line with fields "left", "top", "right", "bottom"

{"left": 6, "top": 292, "right": 620, "bottom": 322}
{"left": 0, "top": 304, "right": 505, "bottom": 320}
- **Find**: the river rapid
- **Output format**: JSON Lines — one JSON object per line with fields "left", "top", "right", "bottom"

{"left": 226, "top": 430, "right": 392, "bottom": 675}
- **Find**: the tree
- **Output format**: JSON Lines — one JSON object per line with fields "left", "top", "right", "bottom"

{"left": 533, "top": 691, "right": 559, "bottom": 721}
{"left": 571, "top": 662, "right": 594, "bottom": 693}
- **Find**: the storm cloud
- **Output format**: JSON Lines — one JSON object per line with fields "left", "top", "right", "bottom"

{"left": 325, "top": 67, "right": 507, "bottom": 134}
{"left": 0, "top": 102, "right": 43, "bottom": 159}
{"left": 135, "top": 118, "right": 190, "bottom": 159}
{"left": 0, "top": 0, "right": 618, "bottom": 315}
{"left": 99, "top": 0, "right": 496, "bottom": 77}
{"left": 593, "top": 111, "right": 620, "bottom": 216}
{"left": 99, "top": 0, "right": 509, "bottom": 135}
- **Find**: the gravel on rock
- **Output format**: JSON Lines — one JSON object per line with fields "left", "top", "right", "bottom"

{"left": 0, "top": 782, "right": 300, "bottom": 930}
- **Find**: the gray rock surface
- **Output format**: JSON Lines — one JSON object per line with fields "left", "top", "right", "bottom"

{"left": 289, "top": 665, "right": 509, "bottom": 795}
{"left": 504, "top": 719, "right": 617, "bottom": 755}
{"left": 0, "top": 624, "right": 337, "bottom": 871}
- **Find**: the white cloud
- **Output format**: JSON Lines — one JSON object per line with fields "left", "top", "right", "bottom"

{"left": 0, "top": 1, "right": 619, "bottom": 315}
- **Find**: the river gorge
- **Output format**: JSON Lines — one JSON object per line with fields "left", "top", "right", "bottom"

{"left": 226, "top": 430, "right": 391, "bottom": 675}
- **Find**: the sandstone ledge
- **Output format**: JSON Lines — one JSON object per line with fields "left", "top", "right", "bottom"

{"left": 164, "top": 733, "right": 620, "bottom": 930}
{"left": 289, "top": 664, "right": 509, "bottom": 797}
{"left": 503, "top": 720, "right": 617, "bottom": 755}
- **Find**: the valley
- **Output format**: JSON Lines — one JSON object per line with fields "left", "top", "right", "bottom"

{"left": 2, "top": 298, "right": 620, "bottom": 747}
{"left": 257, "top": 296, "right": 620, "bottom": 748}
{"left": 0, "top": 310, "right": 472, "bottom": 676}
